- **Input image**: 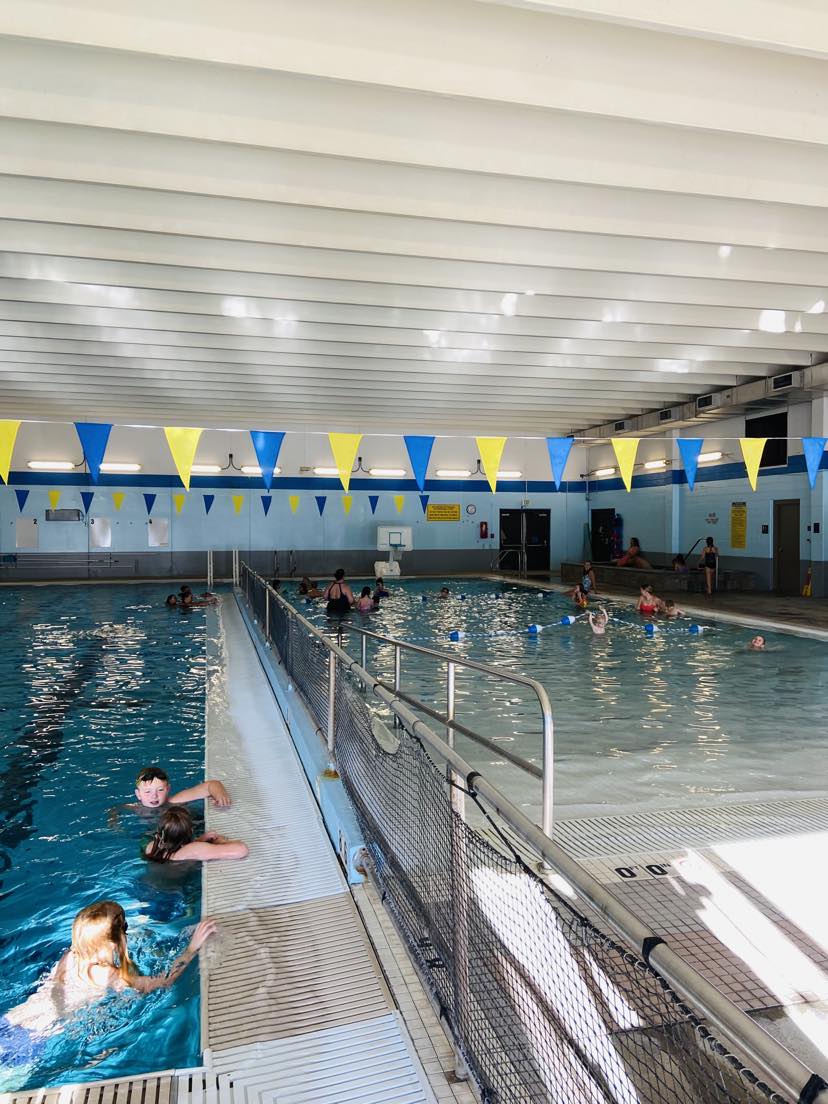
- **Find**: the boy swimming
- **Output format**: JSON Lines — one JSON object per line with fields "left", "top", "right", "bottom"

{"left": 587, "top": 607, "right": 609, "bottom": 635}
{"left": 134, "top": 766, "right": 231, "bottom": 810}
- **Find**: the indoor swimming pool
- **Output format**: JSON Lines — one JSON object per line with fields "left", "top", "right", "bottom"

{"left": 0, "top": 586, "right": 209, "bottom": 1091}
{"left": 296, "top": 578, "right": 828, "bottom": 820}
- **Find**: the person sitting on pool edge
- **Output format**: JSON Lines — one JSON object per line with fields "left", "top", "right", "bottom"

{"left": 144, "top": 806, "right": 248, "bottom": 862}
{"left": 615, "top": 538, "right": 651, "bottom": 569}
{"left": 135, "top": 765, "right": 231, "bottom": 809}
{"left": 0, "top": 901, "right": 215, "bottom": 1064}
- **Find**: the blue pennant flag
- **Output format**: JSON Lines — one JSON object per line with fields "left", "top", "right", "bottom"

{"left": 404, "top": 435, "right": 435, "bottom": 491}
{"left": 802, "top": 437, "right": 827, "bottom": 489}
{"left": 143, "top": 493, "right": 157, "bottom": 516}
{"left": 261, "top": 495, "right": 272, "bottom": 516}
{"left": 203, "top": 494, "right": 215, "bottom": 515}
{"left": 676, "top": 438, "right": 704, "bottom": 492}
{"left": 545, "top": 437, "right": 574, "bottom": 490}
{"left": 14, "top": 488, "right": 29, "bottom": 512}
{"left": 315, "top": 495, "right": 327, "bottom": 516}
{"left": 368, "top": 494, "right": 379, "bottom": 515}
{"left": 419, "top": 494, "right": 429, "bottom": 513}
{"left": 80, "top": 491, "right": 95, "bottom": 515}
{"left": 250, "top": 430, "right": 285, "bottom": 490}
{"left": 74, "top": 422, "right": 112, "bottom": 483}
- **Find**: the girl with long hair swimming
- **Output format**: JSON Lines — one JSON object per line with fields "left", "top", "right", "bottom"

{"left": 144, "top": 806, "right": 249, "bottom": 863}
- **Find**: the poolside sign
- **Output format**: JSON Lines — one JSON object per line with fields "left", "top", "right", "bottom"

{"left": 730, "top": 502, "right": 747, "bottom": 549}
{"left": 426, "top": 503, "right": 461, "bottom": 521}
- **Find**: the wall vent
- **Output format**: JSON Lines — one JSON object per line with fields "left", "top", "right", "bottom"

{"left": 696, "top": 394, "right": 714, "bottom": 410}
{"left": 658, "top": 408, "right": 673, "bottom": 422}
{"left": 613, "top": 420, "right": 627, "bottom": 432}
{"left": 771, "top": 373, "right": 794, "bottom": 391}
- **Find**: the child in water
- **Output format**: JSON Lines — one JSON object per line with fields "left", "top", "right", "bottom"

{"left": 356, "top": 586, "right": 375, "bottom": 614}
{"left": 587, "top": 607, "right": 609, "bottom": 635}
{"left": 134, "top": 766, "right": 231, "bottom": 810}
{"left": 144, "top": 807, "right": 248, "bottom": 863}
{"left": 572, "top": 583, "right": 589, "bottom": 609}
{"left": 438, "top": 587, "right": 450, "bottom": 599}
{"left": 749, "top": 635, "right": 766, "bottom": 650}
{"left": 0, "top": 901, "right": 215, "bottom": 1063}
{"left": 663, "top": 600, "right": 684, "bottom": 618}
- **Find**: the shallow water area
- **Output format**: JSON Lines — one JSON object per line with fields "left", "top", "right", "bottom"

{"left": 295, "top": 578, "right": 828, "bottom": 821}
{"left": 0, "top": 585, "right": 211, "bottom": 1090}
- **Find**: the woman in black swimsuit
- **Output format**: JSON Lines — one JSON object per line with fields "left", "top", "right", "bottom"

{"left": 699, "top": 536, "right": 719, "bottom": 596}
{"left": 322, "top": 568, "right": 354, "bottom": 615}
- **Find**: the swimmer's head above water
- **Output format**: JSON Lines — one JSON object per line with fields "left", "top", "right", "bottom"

{"left": 145, "top": 806, "right": 195, "bottom": 863}
{"left": 71, "top": 901, "right": 133, "bottom": 982}
{"left": 749, "top": 635, "right": 766, "bottom": 650}
{"left": 135, "top": 766, "right": 170, "bottom": 808}
{"left": 165, "top": 594, "right": 178, "bottom": 608}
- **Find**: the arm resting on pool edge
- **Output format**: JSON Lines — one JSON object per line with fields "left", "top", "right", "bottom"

{"left": 169, "top": 779, "right": 231, "bottom": 807}
{"left": 128, "top": 919, "right": 217, "bottom": 993}
{"left": 173, "top": 839, "right": 250, "bottom": 861}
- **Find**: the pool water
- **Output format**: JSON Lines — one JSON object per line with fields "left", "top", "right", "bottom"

{"left": 296, "top": 579, "right": 828, "bottom": 821}
{"left": 0, "top": 585, "right": 210, "bottom": 1091}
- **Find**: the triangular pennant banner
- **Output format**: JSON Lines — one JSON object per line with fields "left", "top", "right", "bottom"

{"left": 676, "top": 438, "right": 704, "bottom": 492}
{"left": 261, "top": 495, "right": 272, "bottom": 516}
{"left": 203, "top": 494, "right": 215, "bottom": 515}
{"left": 14, "top": 488, "right": 29, "bottom": 512}
{"left": 80, "top": 491, "right": 95, "bottom": 515}
{"left": 342, "top": 495, "right": 353, "bottom": 515}
{"left": 289, "top": 495, "right": 300, "bottom": 514}
{"left": 163, "top": 427, "right": 203, "bottom": 490}
{"left": 0, "top": 420, "right": 21, "bottom": 484}
{"left": 74, "top": 422, "right": 112, "bottom": 483}
{"left": 112, "top": 492, "right": 125, "bottom": 512}
{"left": 394, "top": 495, "right": 405, "bottom": 514}
{"left": 476, "top": 437, "right": 507, "bottom": 492}
{"left": 802, "top": 437, "right": 827, "bottom": 489}
{"left": 610, "top": 438, "right": 640, "bottom": 492}
{"left": 327, "top": 433, "right": 362, "bottom": 492}
{"left": 315, "top": 495, "right": 327, "bottom": 516}
{"left": 250, "top": 430, "right": 285, "bottom": 490}
{"left": 232, "top": 495, "right": 244, "bottom": 515}
{"left": 173, "top": 493, "right": 186, "bottom": 515}
{"left": 368, "top": 494, "right": 379, "bottom": 515}
{"left": 739, "top": 438, "right": 766, "bottom": 491}
{"left": 419, "top": 494, "right": 429, "bottom": 513}
{"left": 48, "top": 490, "right": 61, "bottom": 510}
{"left": 545, "top": 437, "right": 573, "bottom": 490}
{"left": 143, "top": 493, "right": 157, "bottom": 516}
{"left": 403, "top": 435, "right": 435, "bottom": 491}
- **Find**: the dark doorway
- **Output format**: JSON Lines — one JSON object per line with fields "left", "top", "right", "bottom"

{"left": 773, "top": 499, "right": 800, "bottom": 594}
{"left": 499, "top": 509, "right": 550, "bottom": 573}
{"left": 590, "top": 508, "right": 616, "bottom": 562}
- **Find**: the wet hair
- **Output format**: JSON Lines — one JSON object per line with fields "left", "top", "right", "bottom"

{"left": 360, "top": 586, "right": 372, "bottom": 598}
{"left": 71, "top": 901, "right": 133, "bottom": 984}
{"left": 706, "top": 536, "right": 714, "bottom": 546}
{"left": 665, "top": 599, "right": 676, "bottom": 609}
{"left": 640, "top": 582, "right": 653, "bottom": 593}
{"left": 165, "top": 594, "right": 178, "bottom": 607}
{"left": 375, "top": 578, "right": 384, "bottom": 586}
{"left": 439, "top": 586, "right": 449, "bottom": 594}
{"left": 179, "top": 585, "right": 192, "bottom": 597}
{"left": 334, "top": 568, "right": 345, "bottom": 580}
{"left": 136, "top": 766, "right": 169, "bottom": 786}
{"left": 630, "top": 538, "right": 641, "bottom": 549}
{"left": 145, "top": 806, "right": 195, "bottom": 863}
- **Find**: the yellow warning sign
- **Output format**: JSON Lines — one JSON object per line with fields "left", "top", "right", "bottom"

{"left": 730, "top": 501, "right": 747, "bottom": 549}
{"left": 426, "top": 503, "right": 461, "bottom": 522}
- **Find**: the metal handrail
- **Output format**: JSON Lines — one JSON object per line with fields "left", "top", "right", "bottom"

{"left": 340, "top": 622, "right": 553, "bottom": 833}
{"left": 239, "top": 563, "right": 826, "bottom": 1104}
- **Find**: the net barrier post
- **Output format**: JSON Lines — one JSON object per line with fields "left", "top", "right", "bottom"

{"left": 326, "top": 648, "right": 337, "bottom": 764}
{"left": 446, "top": 657, "right": 471, "bottom": 1081}
{"left": 393, "top": 642, "right": 402, "bottom": 727}
{"left": 265, "top": 583, "right": 270, "bottom": 642}
{"left": 206, "top": 548, "right": 213, "bottom": 590}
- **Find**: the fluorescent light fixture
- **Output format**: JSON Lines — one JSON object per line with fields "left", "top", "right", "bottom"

{"left": 241, "top": 465, "right": 281, "bottom": 476}
{"left": 644, "top": 459, "right": 666, "bottom": 470}
{"left": 436, "top": 469, "right": 471, "bottom": 478}
{"left": 594, "top": 467, "right": 616, "bottom": 478}
{"left": 698, "top": 451, "right": 722, "bottom": 463}
{"left": 808, "top": 299, "right": 825, "bottom": 314}
{"left": 496, "top": 470, "right": 522, "bottom": 478}
{"left": 99, "top": 462, "right": 141, "bottom": 473}
{"left": 500, "top": 293, "right": 518, "bottom": 316}
{"left": 190, "top": 464, "right": 222, "bottom": 474}
{"left": 313, "top": 466, "right": 340, "bottom": 476}
{"left": 369, "top": 468, "right": 406, "bottom": 477}
{"left": 28, "top": 460, "right": 75, "bottom": 471}
{"left": 758, "top": 309, "right": 786, "bottom": 334}
{"left": 717, "top": 244, "right": 732, "bottom": 259}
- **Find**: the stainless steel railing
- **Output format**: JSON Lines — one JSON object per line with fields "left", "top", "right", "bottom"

{"left": 238, "top": 562, "right": 826, "bottom": 1104}
{"left": 338, "top": 621, "right": 555, "bottom": 836}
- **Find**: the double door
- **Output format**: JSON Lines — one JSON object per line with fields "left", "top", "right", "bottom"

{"left": 499, "top": 509, "right": 550, "bottom": 573}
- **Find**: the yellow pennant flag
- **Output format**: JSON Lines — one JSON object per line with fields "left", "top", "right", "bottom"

{"left": 232, "top": 494, "right": 244, "bottom": 515}
{"left": 289, "top": 495, "right": 300, "bottom": 514}
{"left": 0, "top": 420, "right": 21, "bottom": 484}
{"left": 48, "top": 490, "right": 61, "bottom": 510}
{"left": 342, "top": 495, "right": 353, "bottom": 515}
{"left": 740, "top": 438, "right": 766, "bottom": 490}
{"left": 164, "top": 427, "right": 203, "bottom": 490}
{"left": 173, "top": 493, "right": 186, "bottom": 514}
{"left": 476, "top": 436, "right": 507, "bottom": 492}
{"left": 611, "top": 438, "right": 640, "bottom": 492}
{"left": 394, "top": 494, "right": 405, "bottom": 513}
{"left": 112, "top": 491, "right": 125, "bottom": 512}
{"left": 328, "top": 432, "right": 362, "bottom": 492}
